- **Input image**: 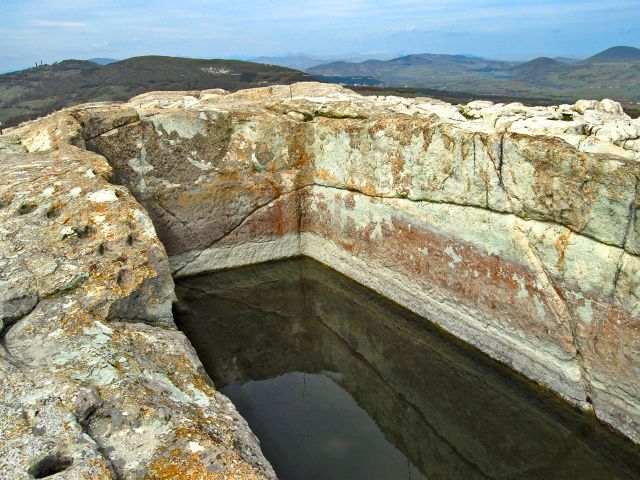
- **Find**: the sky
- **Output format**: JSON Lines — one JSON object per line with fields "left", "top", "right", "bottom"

{"left": 0, "top": 0, "right": 639, "bottom": 72}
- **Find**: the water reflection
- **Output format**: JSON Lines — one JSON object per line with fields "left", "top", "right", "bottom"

{"left": 174, "top": 258, "right": 640, "bottom": 480}
{"left": 223, "top": 372, "right": 426, "bottom": 480}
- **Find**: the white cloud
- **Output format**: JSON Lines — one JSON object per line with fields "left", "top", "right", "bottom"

{"left": 31, "top": 20, "right": 86, "bottom": 28}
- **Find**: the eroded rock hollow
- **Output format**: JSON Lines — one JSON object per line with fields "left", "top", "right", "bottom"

{"left": 1, "top": 82, "right": 639, "bottom": 477}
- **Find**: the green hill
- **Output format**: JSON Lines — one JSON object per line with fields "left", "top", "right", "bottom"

{"left": 512, "top": 57, "right": 570, "bottom": 77}
{"left": 583, "top": 46, "right": 640, "bottom": 63}
{"left": 0, "top": 56, "right": 312, "bottom": 129}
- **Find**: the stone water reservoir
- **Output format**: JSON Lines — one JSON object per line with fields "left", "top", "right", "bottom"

{"left": 175, "top": 258, "right": 640, "bottom": 479}
{"left": 1, "top": 82, "right": 639, "bottom": 477}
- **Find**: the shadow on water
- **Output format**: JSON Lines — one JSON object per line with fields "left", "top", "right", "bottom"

{"left": 173, "top": 257, "right": 640, "bottom": 480}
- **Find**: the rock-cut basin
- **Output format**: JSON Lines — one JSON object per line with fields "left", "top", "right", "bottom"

{"left": 1, "top": 82, "right": 640, "bottom": 477}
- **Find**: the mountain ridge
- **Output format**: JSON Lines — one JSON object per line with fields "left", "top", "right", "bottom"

{"left": 308, "top": 46, "right": 640, "bottom": 101}
{"left": 583, "top": 46, "right": 640, "bottom": 63}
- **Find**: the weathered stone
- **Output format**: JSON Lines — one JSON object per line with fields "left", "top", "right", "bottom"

{"left": 460, "top": 97, "right": 640, "bottom": 161}
{"left": 2, "top": 81, "right": 640, "bottom": 476}
{"left": 0, "top": 146, "right": 274, "bottom": 478}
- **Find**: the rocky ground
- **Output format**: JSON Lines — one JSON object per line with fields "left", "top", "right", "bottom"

{"left": 1, "top": 82, "right": 639, "bottom": 477}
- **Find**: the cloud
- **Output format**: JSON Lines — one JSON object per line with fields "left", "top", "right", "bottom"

{"left": 31, "top": 20, "right": 86, "bottom": 28}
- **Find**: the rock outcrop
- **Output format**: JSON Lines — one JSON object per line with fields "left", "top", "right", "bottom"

{"left": 0, "top": 145, "right": 274, "bottom": 477}
{"left": 1, "top": 82, "right": 639, "bottom": 474}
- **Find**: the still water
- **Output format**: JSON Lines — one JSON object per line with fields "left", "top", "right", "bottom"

{"left": 174, "top": 258, "right": 640, "bottom": 480}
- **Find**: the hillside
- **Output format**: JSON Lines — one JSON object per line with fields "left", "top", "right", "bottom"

{"left": 584, "top": 46, "right": 640, "bottom": 63}
{"left": 512, "top": 57, "right": 570, "bottom": 77}
{"left": 309, "top": 47, "right": 640, "bottom": 102}
{"left": 0, "top": 56, "right": 312, "bottom": 128}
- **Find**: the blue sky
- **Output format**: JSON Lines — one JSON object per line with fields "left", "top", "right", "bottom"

{"left": 0, "top": 0, "right": 638, "bottom": 71}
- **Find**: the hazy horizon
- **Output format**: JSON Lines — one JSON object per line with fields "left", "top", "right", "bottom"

{"left": 1, "top": 0, "right": 639, "bottom": 72}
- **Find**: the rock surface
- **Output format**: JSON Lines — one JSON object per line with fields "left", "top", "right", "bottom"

{"left": 1, "top": 81, "right": 640, "bottom": 473}
{"left": 0, "top": 146, "right": 275, "bottom": 477}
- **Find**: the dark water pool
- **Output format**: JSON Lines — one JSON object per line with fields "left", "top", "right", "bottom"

{"left": 174, "top": 258, "right": 640, "bottom": 480}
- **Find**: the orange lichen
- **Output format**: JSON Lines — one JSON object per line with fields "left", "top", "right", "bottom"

{"left": 555, "top": 229, "right": 572, "bottom": 268}
{"left": 145, "top": 448, "right": 264, "bottom": 480}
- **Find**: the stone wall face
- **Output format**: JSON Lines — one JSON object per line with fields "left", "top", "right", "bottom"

{"left": 299, "top": 113, "right": 640, "bottom": 441}
{"left": 3, "top": 81, "right": 640, "bottom": 461}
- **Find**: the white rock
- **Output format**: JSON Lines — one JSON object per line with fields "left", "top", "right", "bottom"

{"left": 87, "top": 189, "right": 118, "bottom": 203}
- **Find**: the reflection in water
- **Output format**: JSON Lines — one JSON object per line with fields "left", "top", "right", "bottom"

{"left": 224, "top": 372, "right": 425, "bottom": 480}
{"left": 174, "top": 258, "right": 640, "bottom": 480}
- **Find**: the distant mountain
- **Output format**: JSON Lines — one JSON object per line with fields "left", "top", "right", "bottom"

{"left": 553, "top": 57, "right": 582, "bottom": 64}
{"left": 252, "top": 54, "right": 338, "bottom": 71}
{"left": 512, "top": 57, "right": 570, "bottom": 80}
{"left": 583, "top": 46, "right": 640, "bottom": 63}
{"left": 0, "top": 56, "right": 312, "bottom": 128}
{"left": 252, "top": 52, "right": 401, "bottom": 71}
{"left": 308, "top": 53, "right": 518, "bottom": 88}
{"left": 517, "top": 47, "right": 640, "bottom": 96}
{"left": 389, "top": 53, "right": 488, "bottom": 67}
{"left": 88, "top": 57, "right": 119, "bottom": 65}
{"left": 309, "top": 47, "right": 640, "bottom": 102}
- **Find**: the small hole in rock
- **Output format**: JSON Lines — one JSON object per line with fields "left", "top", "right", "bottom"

{"left": 127, "top": 234, "right": 134, "bottom": 246}
{"left": 28, "top": 453, "right": 74, "bottom": 478}
{"left": 18, "top": 203, "right": 37, "bottom": 215}
{"left": 98, "top": 243, "right": 106, "bottom": 255}
{"left": 46, "top": 206, "right": 61, "bottom": 219}
{"left": 74, "top": 225, "right": 92, "bottom": 239}
{"left": 116, "top": 270, "right": 129, "bottom": 285}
